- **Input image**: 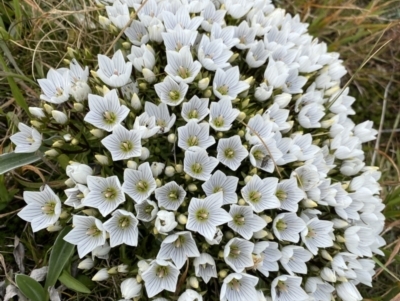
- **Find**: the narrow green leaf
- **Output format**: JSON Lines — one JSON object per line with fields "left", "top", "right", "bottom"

{"left": 58, "top": 270, "right": 91, "bottom": 294}
{"left": 0, "top": 151, "right": 42, "bottom": 175}
{"left": 45, "top": 226, "right": 75, "bottom": 289}
{"left": 15, "top": 274, "right": 47, "bottom": 301}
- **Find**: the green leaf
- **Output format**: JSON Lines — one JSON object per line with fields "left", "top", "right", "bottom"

{"left": 45, "top": 226, "right": 75, "bottom": 290}
{"left": 58, "top": 270, "right": 91, "bottom": 294}
{"left": 15, "top": 274, "right": 47, "bottom": 301}
{"left": 0, "top": 151, "right": 42, "bottom": 175}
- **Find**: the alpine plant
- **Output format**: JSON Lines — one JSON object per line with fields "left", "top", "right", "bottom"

{"left": 10, "top": 0, "right": 385, "bottom": 300}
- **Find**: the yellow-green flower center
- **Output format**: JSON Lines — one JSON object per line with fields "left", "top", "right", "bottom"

{"left": 188, "top": 109, "right": 198, "bottom": 119}
{"left": 187, "top": 136, "right": 199, "bottom": 147}
{"left": 86, "top": 224, "right": 102, "bottom": 237}
{"left": 120, "top": 140, "right": 133, "bottom": 152}
{"left": 169, "top": 90, "right": 181, "bottom": 102}
{"left": 229, "top": 245, "right": 241, "bottom": 258}
{"left": 103, "top": 111, "right": 117, "bottom": 124}
{"left": 103, "top": 187, "right": 117, "bottom": 200}
{"left": 118, "top": 216, "right": 130, "bottom": 229}
{"left": 191, "top": 162, "right": 203, "bottom": 174}
{"left": 276, "top": 219, "right": 287, "bottom": 231}
{"left": 41, "top": 201, "right": 56, "bottom": 215}
{"left": 276, "top": 189, "right": 287, "bottom": 202}
{"left": 156, "top": 266, "right": 169, "bottom": 278}
{"left": 213, "top": 115, "right": 225, "bottom": 127}
{"left": 248, "top": 191, "right": 261, "bottom": 203}
{"left": 224, "top": 148, "right": 235, "bottom": 159}
{"left": 178, "top": 66, "right": 190, "bottom": 79}
{"left": 233, "top": 214, "right": 245, "bottom": 226}
{"left": 136, "top": 180, "right": 149, "bottom": 193}
{"left": 217, "top": 85, "right": 229, "bottom": 95}
{"left": 195, "top": 208, "right": 209, "bottom": 221}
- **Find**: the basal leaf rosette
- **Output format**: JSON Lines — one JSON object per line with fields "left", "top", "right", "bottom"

{"left": 12, "top": 0, "right": 384, "bottom": 300}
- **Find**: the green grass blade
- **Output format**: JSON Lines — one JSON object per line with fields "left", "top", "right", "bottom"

{"left": 15, "top": 274, "right": 47, "bottom": 301}
{"left": 0, "top": 151, "right": 42, "bottom": 175}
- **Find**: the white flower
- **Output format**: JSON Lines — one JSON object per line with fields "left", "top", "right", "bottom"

{"left": 145, "top": 101, "right": 176, "bottom": 133}
{"left": 181, "top": 96, "right": 209, "bottom": 123}
{"left": 97, "top": 50, "right": 132, "bottom": 87}
{"left": 38, "top": 69, "right": 70, "bottom": 103}
{"left": 202, "top": 170, "right": 238, "bottom": 205}
{"left": 183, "top": 146, "right": 219, "bottom": 181}
{"left": 205, "top": 228, "right": 223, "bottom": 245}
{"left": 178, "top": 121, "right": 215, "bottom": 150}
{"left": 154, "top": 76, "right": 189, "bottom": 106}
{"left": 91, "top": 242, "right": 111, "bottom": 260}
{"left": 217, "top": 135, "right": 249, "bottom": 171}
{"left": 125, "top": 20, "right": 149, "bottom": 46}
{"left": 241, "top": 175, "right": 280, "bottom": 212}
{"left": 271, "top": 275, "right": 309, "bottom": 301}
{"left": 252, "top": 242, "right": 281, "bottom": 277}
{"left": 178, "top": 289, "right": 203, "bottom": 301}
{"left": 234, "top": 21, "right": 256, "bottom": 49}
{"left": 64, "top": 184, "right": 89, "bottom": 209}
{"left": 106, "top": 0, "right": 130, "bottom": 29}
{"left": 254, "top": 83, "right": 273, "bottom": 102}
{"left": 143, "top": 67, "right": 156, "bottom": 83}
{"left": 344, "top": 226, "right": 375, "bottom": 257}
{"left": 84, "top": 89, "right": 129, "bottom": 132}
{"left": 280, "top": 246, "right": 312, "bottom": 275}
{"left": 142, "top": 259, "right": 180, "bottom": 298}
{"left": 301, "top": 218, "right": 334, "bottom": 255}
{"left": 155, "top": 210, "right": 178, "bottom": 234}
{"left": 275, "top": 178, "right": 304, "bottom": 212}
{"left": 29, "top": 107, "right": 45, "bottom": 119}
{"left": 10, "top": 122, "right": 42, "bottom": 153}
{"left": 210, "top": 23, "right": 239, "bottom": 49}
{"left": 246, "top": 40, "right": 268, "bottom": 68}
{"left": 157, "top": 231, "right": 200, "bottom": 269}
{"left": 165, "top": 46, "right": 202, "bottom": 83}
{"left": 122, "top": 162, "right": 157, "bottom": 203}
{"left": 197, "top": 35, "right": 232, "bottom": 71}
{"left": 336, "top": 282, "right": 362, "bottom": 301}
{"left": 186, "top": 192, "right": 232, "bottom": 240}
{"left": 354, "top": 120, "right": 378, "bottom": 143}
{"left": 200, "top": 2, "right": 226, "bottom": 32}
{"left": 64, "top": 215, "right": 106, "bottom": 258}
{"left": 155, "top": 181, "right": 186, "bottom": 211}
{"left": 213, "top": 67, "right": 250, "bottom": 100}
{"left": 18, "top": 185, "right": 61, "bottom": 232}
{"left": 225, "top": 0, "right": 254, "bottom": 19}
{"left": 101, "top": 124, "right": 142, "bottom": 161}
{"left": 193, "top": 253, "right": 217, "bottom": 284}
{"left": 228, "top": 205, "right": 266, "bottom": 240}
{"left": 291, "top": 164, "right": 320, "bottom": 191}
{"left": 103, "top": 209, "right": 139, "bottom": 247}
{"left": 135, "top": 199, "right": 158, "bottom": 221}
{"left": 305, "top": 277, "right": 334, "bottom": 301}
{"left": 92, "top": 268, "right": 109, "bottom": 281}
{"left": 209, "top": 98, "right": 239, "bottom": 131}
{"left": 320, "top": 267, "right": 337, "bottom": 283}
{"left": 263, "top": 58, "right": 289, "bottom": 89}
{"left": 133, "top": 112, "right": 160, "bottom": 139}
{"left": 272, "top": 212, "right": 306, "bottom": 243}
{"left": 163, "top": 7, "right": 203, "bottom": 31}
{"left": 249, "top": 142, "right": 283, "bottom": 173}
{"left": 220, "top": 273, "right": 258, "bottom": 301}
{"left": 66, "top": 162, "right": 93, "bottom": 185}
{"left": 162, "top": 27, "right": 198, "bottom": 51}
{"left": 120, "top": 278, "right": 142, "bottom": 299}
{"left": 245, "top": 114, "right": 274, "bottom": 145}
{"left": 69, "top": 59, "right": 91, "bottom": 102}
{"left": 127, "top": 44, "right": 156, "bottom": 72}
{"left": 224, "top": 237, "right": 254, "bottom": 272}
{"left": 84, "top": 175, "right": 125, "bottom": 217}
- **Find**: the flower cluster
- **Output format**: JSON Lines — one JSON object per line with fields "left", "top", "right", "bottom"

{"left": 12, "top": 0, "right": 384, "bottom": 300}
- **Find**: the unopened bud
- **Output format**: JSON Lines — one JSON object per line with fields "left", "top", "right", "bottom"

{"left": 47, "top": 223, "right": 62, "bottom": 232}
{"left": 45, "top": 149, "right": 59, "bottom": 157}
{"left": 78, "top": 258, "right": 94, "bottom": 270}
{"left": 71, "top": 138, "right": 79, "bottom": 145}
{"left": 189, "top": 276, "right": 199, "bottom": 289}
{"left": 127, "top": 160, "right": 138, "bottom": 169}
{"left": 95, "top": 154, "right": 109, "bottom": 165}
{"left": 165, "top": 166, "right": 175, "bottom": 177}
{"left": 139, "top": 147, "right": 150, "bottom": 160}
{"left": 238, "top": 198, "right": 246, "bottom": 206}
{"left": 218, "top": 270, "right": 228, "bottom": 279}
{"left": 228, "top": 53, "right": 239, "bottom": 63}
{"left": 175, "top": 164, "right": 183, "bottom": 173}
{"left": 336, "top": 235, "right": 346, "bottom": 243}
{"left": 65, "top": 178, "right": 75, "bottom": 187}
{"left": 63, "top": 134, "right": 72, "bottom": 142}
{"left": 59, "top": 210, "right": 69, "bottom": 219}
{"left": 122, "top": 41, "right": 131, "bottom": 49}
{"left": 52, "top": 140, "right": 64, "bottom": 148}
{"left": 244, "top": 76, "right": 254, "bottom": 86}
{"left": 136, "top": 275, "right": 142, "bottom": 283}
{"left": 253, "top": 230, "right": 268, "bottom": 239}
{"left": 107, "top": 267, "right": 118, "bottom": 275}
{"left": 30, "top": 120, "right": 42, "bottom": 128}
{"left": 178, "top": 214, "right": 187, "bottom": 225}
{"left": 139, "top": 82, "right": 147, "bottom": 90}
{"left": 156, "top": 179, "right": 162, "bottom": 187}
{"left": 238, "top": 130, "right": 244, "bottom": 137}
{"left": 260, "top": 215, "right": 272, "bottom": 224}
{"left": 168, "top": 133, "right": 177, "bottom": 143}
{"left": 99, "top": 15, "right": 111, "bottom": 28}
{"left": 332, "top": 219, "right": 349, "bottom": 229}
{"left": 92, "top": 268, "right": 109, "bottom": 281}
{"left": 118, "top": 264, "right": 128, "bottom": 273}
{"left": 82, "top": 208, "right": 98, "bottom": 216}
{"left": 321, "top": 249, "right": 333, "bottom": 261}
{"left": 198, "top": 77, "right": 209, "bottom": 90}
{"left": 29, "top": 107, "right": 45, "bottom": 119}
{"left": 142, "top": 68, "right": 156, "bottom": 83}
{"left": 91, "top": 129, "right": 105, "bottom": 138}
{"left": 74, "top": 102, "right": 84, "bottom": 112}
{"left": 203, "top": 89, "right": 212, "bottom": 98}
{"left": 43, "top": 104, "right": 53, "bottom": 115}
{"left": 302, "top": 199, "right": 318, "bottom": 208}
{"left": 225, "top": 231, "right": 234, "bottom": 240}
{"left": 52, "top": 110, "right": 68, "bottom": 124}
{"left": 236, "top": 112, "right": 246, "bottom": 121}
{"left": 188, "top": 184, "right": 197, "bottom": 192}
{"left": 244, "top": 175, "right": 252, "bottom": 184}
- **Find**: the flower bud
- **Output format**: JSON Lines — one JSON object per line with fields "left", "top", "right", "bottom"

{"left": 66, "top": 162, "right": 93, "bottom": 184}
{"left": 82, "top": 208, "right": 98, "bottom": 216}
{"left": 63, "top": 134, "right": 72, "bottom": 142}
{"left": 260, "top": 215, "right": 272, "bottom": 224}
{"left": 99, "top": 15, "right": 111, "bottom": 28}
{"left": 155, "top": 210, "right": 177, "bottom": 235}
{"left": 45, "top": 149, "right": 59, "bottom": 157}
{"left": 244, "top": 175, "right": 252, "bottom": 184}
{"left": 90, "top": 70, "right": 99, "bottom": 79}
{"left": 59, "top": 210, "right": 69, "bottom": 219}
{"left": 127, "top": 160, "right": 138, "bottom": 169}
{"left": 67, "top": 47, "right": 76, "bottom": 58}
{"left": 74, "top": 102, "right": 84, "bottom": 112}
{"left": 108, "top": 267, "right": 118, "bottom": 275}
{"left": 71, "top": 138, "right": 79, "bottom": 145}
{"left": 175, "top": 164, "right": 183, "bottom": 173}
{"left": 336, "top": 235, "right": 346, "bottom": 243}
{"left": 216, "top": 132, "right": 223, "bottom": 139}
{"left": 189, "top": 277, "right": 199, "bottom": 289}
{"left": 320, "top": 249, "right": 333, "bottom": 261}
{"left": 29, "top": 107, "right": 45, "bottom": 119}
{"left": 168, "top": 133, "right": 177, "bottom": 143}
{"left": 236, "top": 112, "right": 246, "bottom": 121}
{"left": 238, "top": 198, "right": 246, "bottom": 206}
{"left": 139, "top": 82, "right": 147, "bottom": 90}
{"left": 218, "top": 270, "right": 228, "bottom": 279}
{"left": 142, "top": 68, "right": 156, "bottom": 83}
{"left": 244, "top": 76, "right": 254, "bottom": 86}
{"left": 266, "top": 232, "right": 274, "bottom": 240}
{"left": 78, "top": 258, "right": 94, "bottom": 270}
{"left": 255, "top": 84, "right": 273, "bottom": 101}
{"left": 301, "top": 199, "right": 318, "bottom": 208}
{"left": 188, "top": 184, "right": 197, "bottom": 192}
{"left": 253, "top": 229, "right": 268, "bottom": 239}
{"left": 52, "top": 110, "right": 68, "bottom": 124}
{"left": 139, "top": 147, "right": 150, "bottom": 160}
{"left": 136, "top": 274, "right": 142, "bottom": 283}
{"left": 43, "top": 104, "right": 53, "bottom": 115}
{"left": 203, "top": 89, "right": 212, "bottom": 98}
{"left": 121, "top": 278, "right": 142, "bottom": 299}
{"left": 131, "top": 93, "right": 142, "bottom": 110}
{"left": 30, "top": 120, "right": 42, "bottom": 128}
{"left": 332, "top": 219, "right": 348, "bottom": 229}
{"left": 64, "top": 178, "right": 75, "bottom": 187}
{"left": 184, "top": 174, "right": 191, "bottom": 181}
{"left": 274, "top": 93, "right": 292, "bottom": 108}
{"left": 321, "top": 267, "right": 336, "bottom": 282}
{"left": 151, "top": 162, "right": 165, "bottom": 177}
{"left": 47, "top": 223, "right": 62, "bottom": 232}
{"left": 52, "top": 140, "right": 64, "bottom": 148}
{"left": 225, "top": 231, "right": 234, "bottom": 240}
{"left": 90, "top": 129, "right": 105, "bottom": 138}
{"left": 92, "top": 268, "right": 109, "bottom": 281}
{"left": 177, "top": 214, "right": 187, "bottom": 225}
{"left": 228, "top": 53, "right": 239, "bottom": 63}
{"left": 238, "top": 130, "right": 244, "bottom": 137}
{"left": 122, "top": 41, "right": 131, "bottom": 49}
{"left": 118, "top": 264, "right": 129, "bottom": 273}
{"left": 95, "top": 154, "right": 109, "bottom": 165}
{"left": 156, "top": 178, "right": 162, "bottom": 187}
{"left": 325, "top": 85, "right": 340, "bottom": 96}
{"left": 165, "top": 166, "right": 175, "bottom": 177}
{"left": 198, "top": 77, "right": 209, "bottom": 90}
